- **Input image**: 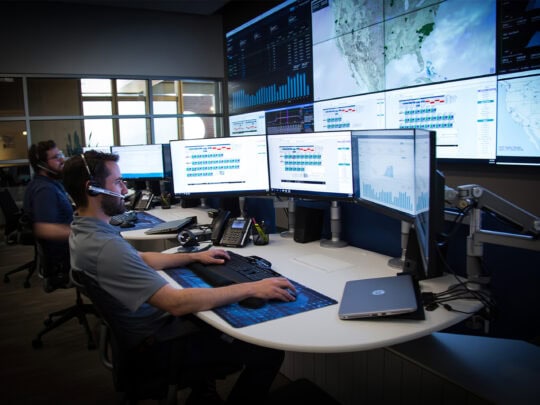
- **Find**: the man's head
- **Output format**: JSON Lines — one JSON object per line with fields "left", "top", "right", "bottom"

{"left": 63, "top": 151, "right": 127, "bottom": 216}
{"left": 28, "top": 140, "right": 65, "bottom": 179}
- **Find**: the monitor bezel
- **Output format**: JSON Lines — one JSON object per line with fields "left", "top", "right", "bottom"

{"left": 267, "top": 130, "right": 354, "bottom": 201}
{"left": 169, "top": 135, "right": 271, "bottom": 199}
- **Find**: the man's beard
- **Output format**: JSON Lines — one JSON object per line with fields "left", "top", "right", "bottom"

{"left": 101, "top": 194, "right": 126, "bottom": 217}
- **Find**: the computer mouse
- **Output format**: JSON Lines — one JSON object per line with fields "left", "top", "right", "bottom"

{"left": 120, "top": 221, "right": 136, "bottom": 228}
{"left": 238, "top": 297, "right": 266, "bottom": 309}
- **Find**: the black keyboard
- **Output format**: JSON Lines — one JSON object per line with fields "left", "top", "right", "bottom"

{"left": 109, "top": 211, "right": 138, "bottom": 226}
{"left": 188, "top": 251, "right": 282, "bottom": 287}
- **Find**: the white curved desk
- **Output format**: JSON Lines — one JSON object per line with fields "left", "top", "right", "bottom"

{"left": 120, "top": 205, "right": 213, "bottom": 250}
{"left": 159, "top": 237, "right": 482, "bottom": 353}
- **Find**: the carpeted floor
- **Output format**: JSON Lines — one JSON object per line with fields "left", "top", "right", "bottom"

{"left": 0, "top": 241, "right": 290, "bottom": 404}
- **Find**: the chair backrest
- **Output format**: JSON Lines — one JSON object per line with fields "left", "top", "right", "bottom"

{"left": 70, "top": 269, "right": 180, "bottom": 401}
{"left": 36, "top": 239, "right": 71, "bottom": 292}
{"left": 0, "top": 188, "right": 22, "bottom": 237}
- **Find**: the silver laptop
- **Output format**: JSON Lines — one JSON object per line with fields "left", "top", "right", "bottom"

{"left": 338, "top": 274, "right": 417, "bottom": 320}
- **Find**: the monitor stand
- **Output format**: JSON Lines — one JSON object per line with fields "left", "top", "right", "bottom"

{"left": 280, "top": 198, "right": 295, "bottom": 238}
{"left": 388, "top": 221, "right": 411, "bottom": 268}
{"left": 320, "top": 200, "right": 347, "bottom": 248}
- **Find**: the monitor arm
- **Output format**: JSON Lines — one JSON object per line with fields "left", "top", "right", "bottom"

{"left": 449, "top": 184, "right": 540, "bottom": 289}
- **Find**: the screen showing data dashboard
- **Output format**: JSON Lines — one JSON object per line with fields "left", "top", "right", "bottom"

{"left": 169, "top": 136, "right": 270, "bottom": 197}
{"left": 350, "top": 129, "right": 434, "bottom": 221}
{"left": 226, "top": 0, "right": 540, "bottom": 166}
{"left": 267, "top": 130, "right": 353, "bottom": 199}
{"left": 111, "top": 144, "right": 170, "bottom": 180}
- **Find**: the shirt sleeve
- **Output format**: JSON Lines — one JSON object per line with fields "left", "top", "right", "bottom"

{"left": 96, "top": 237, "right": 168, "bottom": 312}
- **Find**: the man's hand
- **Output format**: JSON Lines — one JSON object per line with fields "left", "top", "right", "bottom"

{"left": 192, "top": 248, "right": 230, "bottom": 265}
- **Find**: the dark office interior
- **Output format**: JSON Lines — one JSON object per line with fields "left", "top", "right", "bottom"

{"left": 1, "top": 1, "right": 539, "bottom": 404}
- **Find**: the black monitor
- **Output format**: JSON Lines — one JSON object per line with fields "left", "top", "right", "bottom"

{"left": 351, "top": 128, "right": 433, "bottom": 221}
{"left": 351, "top": 128, "right": 444, "bottom": 278}
{"left": 267, "top": 130, "right": 353, "bottom": 200}
{"left": 169, "top": 135, "right": 270, "bottom": 198}
{"left": 110, "top": 144, "right": 172, "bottom": 180}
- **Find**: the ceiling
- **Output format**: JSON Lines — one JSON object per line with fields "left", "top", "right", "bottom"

{"left": 37, "top": 0, "right": 236, "bottom": 15}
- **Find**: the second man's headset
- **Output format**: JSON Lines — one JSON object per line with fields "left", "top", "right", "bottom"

{"left": 80, "top": 153, "right": 124, "bottom": 198}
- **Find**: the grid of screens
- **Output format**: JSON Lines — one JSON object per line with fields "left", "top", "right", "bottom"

{"left": 169, "top": 136, "right": 270, "bottom": 198}
{"left": 111, "top": 144, "right": 171, "bottom": 180}
{"left": 226, "top": 0, "right": 540, "bottom": 166}
{"left": 267, "top": 131, "right": 353, "bottom": 199}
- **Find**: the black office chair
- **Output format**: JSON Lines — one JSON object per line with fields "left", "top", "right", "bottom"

{"left": 71, "top": 269, "right": 242, "bottom": 405}
{"left": 1, "top": 188, "right": 37, "bottom": 288}
{"left": 32, "top": 241, "right": 97, "bottom": 350}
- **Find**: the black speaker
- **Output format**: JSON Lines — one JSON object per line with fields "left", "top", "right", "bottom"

{"left": 294, "top": 206, "right": 324, "bottom": 243}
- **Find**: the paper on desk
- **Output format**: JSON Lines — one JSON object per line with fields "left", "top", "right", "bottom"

{"left": 293, "top": 254, "right": 353, "bottom": 273}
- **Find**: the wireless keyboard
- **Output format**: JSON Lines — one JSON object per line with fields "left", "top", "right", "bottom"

{"left": 109, "top": 211, "right": 138, "bottom": 226}
{"left": 188, "top": 251, "right": 281, "bottom": 286}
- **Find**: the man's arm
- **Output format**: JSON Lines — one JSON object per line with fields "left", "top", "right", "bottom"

{"left": 148, "top": 277, "right": 296, "bottom": 317}
{"left": 33, "top": 222, "right": 71, "bottom": 241}
{"left": 139, "top": 248, "right": 230, "bottom": 270}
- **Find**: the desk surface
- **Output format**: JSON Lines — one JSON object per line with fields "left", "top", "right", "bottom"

{"left": 120, "top": 206, "right": 213, "bottom": 241}
{"left": 159, "top": 235, "right": 483, "bottom": 354}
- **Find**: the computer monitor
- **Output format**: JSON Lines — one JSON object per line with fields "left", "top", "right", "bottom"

{"left": 404, "top": 169, "right": 446, "bottom": 280}
{"left": 351, "top": 128, "right": 433, "bottom": 222}
{"left": 110, "top": 144, "right": 171, "bottom": 180}
{"left": 169, "top": 135, "right": 270, "bottom": 198}
{"left": 267, "top": 130, "right": 353, "bottom": 200}
{"left": 351, "top": 128, "right": 444, "bottom": 278}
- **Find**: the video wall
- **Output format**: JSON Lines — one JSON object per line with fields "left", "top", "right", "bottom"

{"left": 226, "top": 0, "right": 540, "bottom": 166}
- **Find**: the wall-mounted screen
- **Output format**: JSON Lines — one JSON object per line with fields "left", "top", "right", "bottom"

{"left": 313, "top": 93, "right": 386, "bottom": 132}
{"left": 170, "top": 135, "right": 270, "bottom": 198}
{"left": 225, "top": 0, "right": 540, "bottom": 166}
{"left": 265, "top": 103, "right": 314, "bottom": 135}
{"left": 496, "top": 70, "right": 540, "bottom": 166}
{"left": 226, "top": 0, "right": 313, "bottom": 115}
{"left": 229, "top": 111, "right": 266, "bottom": 136}
{"left": 385, "top": 76, "right": 498, "bottom": 162}
{"left": 267, "top": 130, "right": 353, "bottom": 200}
{"left": 111, "top": 144, "right": 171, "bottom": 180}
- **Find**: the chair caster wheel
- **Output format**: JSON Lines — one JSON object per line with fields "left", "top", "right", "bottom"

{"left": 32, "top": 339, "right": 43, "bottom": 349}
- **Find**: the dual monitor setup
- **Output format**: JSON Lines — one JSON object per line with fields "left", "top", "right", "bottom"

{"left": 85, "top": 127, "right": 444, "bottom": 281}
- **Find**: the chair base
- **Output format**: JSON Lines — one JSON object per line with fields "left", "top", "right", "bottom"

{"left": 3, "top": 259, "right": 36, "bottom": 288}
{"left": 32, "top": 289, "right": 97, "bottom": 350}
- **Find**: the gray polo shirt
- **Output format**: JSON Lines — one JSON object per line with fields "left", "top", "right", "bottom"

{"left": 70, "top": 216, "right": 192, "bottom": 347}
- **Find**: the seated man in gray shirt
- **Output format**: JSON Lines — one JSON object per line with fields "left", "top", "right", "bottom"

{"left": 63, "top": 150, "right": 296, "bottom": 405}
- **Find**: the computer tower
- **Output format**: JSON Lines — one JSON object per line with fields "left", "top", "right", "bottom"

{"left": 294, "top": 206, "right": 324, "bottom": 243}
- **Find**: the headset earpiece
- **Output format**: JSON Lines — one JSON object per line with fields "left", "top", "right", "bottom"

{"left": 81, "top": 153, "right": 124, "bottom": 199}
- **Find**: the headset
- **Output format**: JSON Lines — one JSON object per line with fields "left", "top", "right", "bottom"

{"left": 80, "top": 153, "right": 124, "bottom": 198}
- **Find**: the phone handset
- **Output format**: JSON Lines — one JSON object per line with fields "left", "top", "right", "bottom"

{"left": 210, "top": 210, "right": 231, "bottom": 245}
